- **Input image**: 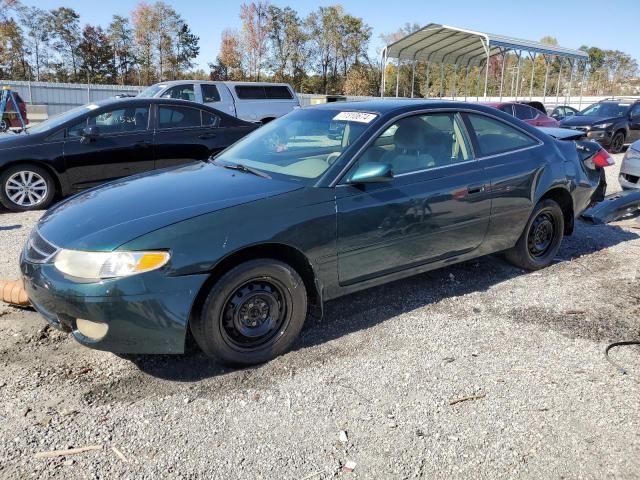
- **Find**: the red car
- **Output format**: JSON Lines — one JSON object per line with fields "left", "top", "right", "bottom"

{"left": 1, "top": 91, "right": 29, "bottom": 130}
{"left": 486, "top": 102, "right": 559, "bottom": 127}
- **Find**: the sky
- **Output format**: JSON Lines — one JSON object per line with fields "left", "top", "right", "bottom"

{"left": 22, "top": 0, "right": 640, "bottom": 70}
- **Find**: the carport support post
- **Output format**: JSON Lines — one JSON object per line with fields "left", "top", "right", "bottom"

{"left": 499, "top": 50, "right": 507, "bottom": 101}
{"left": 514, "top": 51, "right": 522, "bottom": 101}
{"left": 464, "top": 64, "right": 470, "bottom": 101}
{"left": 542, "top": 55, "right": 550, "bottom": 103}
{"left": 380, "top": 48, "right": 386, "bottom": 98}
{"left": 425, "top": 61, "right": 430, "bottom": 99}
{"left": 566, "top": 59, "right": 574, "bottom": 105}
{"left": 578, "top": 61, "right": 588, "bottom": 109}
{"left": 556, "top": 58, "right": 564, "bottom": 106}
{"left": 395, "top": 57, "right": 401, "bottom": 98}
{"left": 529, "top": 53, "right": 537, "bottom": 100}
{"left": 439, "top": 63, "right": 445, "bottom": 98}
{"left": 452, "top": 65, "right": 458, "bottom": 99}
{"left": 482, "top": 38, "right": 490, "bottom": 99}
{"left": 410, "top": 60, "right": 416, "bottom": 98}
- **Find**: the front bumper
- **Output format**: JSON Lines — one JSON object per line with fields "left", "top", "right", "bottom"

{"left": 21, "top": 257, "right": 209, "bottom": 354}
{"left": 619, "top": 154, "right": 640, "bottom": 189}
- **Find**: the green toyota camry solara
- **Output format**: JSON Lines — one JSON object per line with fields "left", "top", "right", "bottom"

{"left": 21, "top": 100, "right": 610, "bottom": 365}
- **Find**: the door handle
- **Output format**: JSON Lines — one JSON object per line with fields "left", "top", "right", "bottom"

{"left": 467, "top": 185, "right": 486, "bottom": 195}
{"left": 198, "top": 133, "right": 217, "bottom": 140}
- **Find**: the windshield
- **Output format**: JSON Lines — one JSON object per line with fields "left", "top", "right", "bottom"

{"left": 137, "top": 84, "right": 166, "bottom": 98}
{"left": 215, "top": 108, "right": 376, "bottom": 181}
{"left": 27, "top": 105, "right": 94, "bottom": 134}
{"left": 580, "top": 102, "right": 631, "bottom": 117}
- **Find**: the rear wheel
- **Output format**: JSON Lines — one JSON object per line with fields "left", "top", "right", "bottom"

{"left": 0, "top": 164, "right": 56, "bottom": 212}
{"left": 505, "top": 199, "right": 564, "bottom": 270}
{"left": 609, "top": 131, "right": 625, "bottom": 154}
{"left": 191, "top": 259, "right": 307, "bottom": 365}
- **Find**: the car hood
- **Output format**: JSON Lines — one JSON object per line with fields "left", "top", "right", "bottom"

{"left": 0, "top": 132, "right": 41, "bottom": 148}
{"left": 38, "top": 162, "right": 303, "bottom": 250}
{"left": 560, "top": 115, "right": 617, "bottom": 127}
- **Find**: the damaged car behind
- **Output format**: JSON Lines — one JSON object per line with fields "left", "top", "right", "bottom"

{"left": 21, "top": 101, "right": 612, "bottom": 365}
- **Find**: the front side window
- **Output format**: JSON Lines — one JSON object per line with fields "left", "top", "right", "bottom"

{"left": 202, "top": 84, "right": 221, "bottom": 102}
{"left": 158, "top": 105, "right": 202, "bottom": 129}
{"left": 355, "top": 113, "right": 471, "bottom": 176}
{"left": 466, "top": 113, "right": 538, "bottom": 157}
{"left": 161, "top": 84, "right": 195, "bottom": 102}
{"left": 215, "top": 108, "right": 374, "bottom": 181}
{"left": 68, "top": 106, "right": 149, "bottom": 137}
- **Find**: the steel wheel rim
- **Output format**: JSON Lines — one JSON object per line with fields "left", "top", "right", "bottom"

{"left": 220, "top": 278, "right": 291, "bottom": 351}
{"left": 5, "top": 171, "right": 48, "bottom": 207}
{"left": 527, "top": 211, "right": 556, "bottom": 258}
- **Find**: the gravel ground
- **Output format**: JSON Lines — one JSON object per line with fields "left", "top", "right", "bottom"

{"left": 0, "top": 155, "right": 638, "bottom": 479}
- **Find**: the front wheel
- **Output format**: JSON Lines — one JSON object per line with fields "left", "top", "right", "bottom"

{"left": 191, "top": 259, "right": 307, "bottom": 365}
{"left": 0, "top": 164, "right": 56, "bottom": 212}
{"left": 505, "top": 199, "right": 564, "bottom": 270}
{"left": 608, "top": 131, "right": 625, "bottom": 154}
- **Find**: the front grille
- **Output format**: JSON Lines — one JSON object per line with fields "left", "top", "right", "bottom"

{"left": 24, "top": 229, "right": 59, "bottom": 263}
{"left": 623, "top": 173, "right": 640, "bottom": 184}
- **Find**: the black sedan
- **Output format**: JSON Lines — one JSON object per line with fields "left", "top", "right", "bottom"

{"left": 21, "top": 100, "right": 609, "bottom": 365}
{"left": 0, "top": 98, "right": 257, "bottom": 211}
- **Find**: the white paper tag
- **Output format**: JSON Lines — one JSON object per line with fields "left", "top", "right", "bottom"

{"left": 332, "top": 111, "right": 377, "bottom": 123}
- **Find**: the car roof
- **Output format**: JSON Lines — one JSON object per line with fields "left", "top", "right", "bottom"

{"left": 309, "top": 99, "right": 482, "bottom": 114}
{"left": 88, "top": 97, "right": 214, "bottom": 108}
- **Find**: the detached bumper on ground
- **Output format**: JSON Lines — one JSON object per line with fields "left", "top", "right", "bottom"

{"left": 20, "top": 258, "right": 208, "bottom": 354}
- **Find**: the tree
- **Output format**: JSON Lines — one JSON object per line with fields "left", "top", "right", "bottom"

{"left": 267, "top": 5, "right": 306, "bottom": 83}
{"left": 240, "top": 1, "right": 270, "bottom": 81}
{"left": 17, "top": 5, "right": 52, "bottom": 81}
{"left": 172, "top": 21, "right": 199, "bottom": 78}
{"left": 49, "top": 7, "right": 81, "bottom": 81}
{"left": 131, "top": 2, "right": 156, "bottom": 84}
{"left": 0, "top": 17, "right": 28, "bottom": 79}
{"left": 108, "top": 15, "right": 135, "bottom": 84}
{"left": 209, "top": 28, "right": 243, "bottom": 80}
{"left": 306, "top": 5, "right": 343, "bottom": 93}
{"left": 78, "top": 24, "right": 115, "bottom": 83}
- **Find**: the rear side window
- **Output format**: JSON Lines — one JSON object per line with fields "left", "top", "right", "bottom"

{"left": 514, "top": 104, "right": 535, "bottom": 120}
{"left": 234, "top": 85, "right": 293, "bottom": 100}
{"left": 161, "top": 84, "right": 195, "bottom": 102}
{"left": 202, "top": 84, "right": 221, "bottom": 102}
{"left": 202, "top": 111, "right": 220, "bottom": 127}
{"left": 158, "top": 105, "right": 202, "bottom": 129}
{"left": 466, "top": 113, "right": 538, "bottom": 157}
{"left": 265, "top": 86, "right": 293, "bottom": 99}
{"left": 498, "top": 105, "right": 513, "bottom": 115}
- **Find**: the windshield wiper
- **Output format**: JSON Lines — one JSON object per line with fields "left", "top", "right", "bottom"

{"left": 220, "top": 162, "right": 272, "bottom": 179}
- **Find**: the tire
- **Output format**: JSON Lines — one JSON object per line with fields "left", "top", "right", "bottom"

{"left": 608, "top": 131, "right": 625, "bottom": 154}
{"left": 0, "top": 164, "right": 56, "bottom": 212}
{"left": 504, "top": 199, "right": 564, "bottom": 271}
{"left": 191, "top": 259, "right": 307, "bottom": 365}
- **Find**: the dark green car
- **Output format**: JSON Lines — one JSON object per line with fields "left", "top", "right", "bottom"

{"left": 21, "top": 100, "right": 606, "bottom": 365}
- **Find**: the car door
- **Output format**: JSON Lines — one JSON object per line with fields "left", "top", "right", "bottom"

{"left": 336, "top": 112, "right": 491, "bottom": 285}
{"left": 628, "top": 103, "right": 640, "bottom": 142}
{"left": 63, "top": 103, "right": 154, "bottom": 190}
{"left": 463, "top": 112, "right": 545, "bottom": 250}
{"left": 201, "top": 83, "right": 237, "bottom": 117}
{"left": 153, "top": 104, "right": 230, "bottom": 169}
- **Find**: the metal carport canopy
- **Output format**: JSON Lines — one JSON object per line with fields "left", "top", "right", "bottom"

{"left": 384, "top": 23, "right": 588, "bottom": 66}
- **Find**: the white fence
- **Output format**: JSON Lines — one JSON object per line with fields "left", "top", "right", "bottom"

{"left": 2, "top": 80, "right": 636, "bottom": 119}
{"left": 0, "top": 80, "right": 142, "bottom": 116}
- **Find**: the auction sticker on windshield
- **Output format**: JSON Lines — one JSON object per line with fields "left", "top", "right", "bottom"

{"left": 332, "top": 111, "right": 377, "bottom": 123}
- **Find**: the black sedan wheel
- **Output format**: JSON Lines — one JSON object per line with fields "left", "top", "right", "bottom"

{"left": 505, "top": 199, "right": 564, "bottom": 270}
{"left": 609, "top": 132, "right": 625, "bottom": 154}
{"left": 192, "top": 259, "right": 307, "bottom": 365}
{"left": 0, "top": 164, "right": 55, "bottom": 212}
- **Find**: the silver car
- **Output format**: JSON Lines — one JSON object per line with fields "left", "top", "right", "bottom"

{"left": 619, "top": 140, "right": 640, "bottom": 189}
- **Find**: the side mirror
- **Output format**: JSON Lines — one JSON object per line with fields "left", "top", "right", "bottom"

{"left": 80, "top": 125, "right": 100, "bottom": 144}
{"left": 348, "top": 162, "right": 393, "bottom": 184}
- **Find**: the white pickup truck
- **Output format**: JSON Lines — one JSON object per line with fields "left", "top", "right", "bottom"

{"left": 138, "top": 81, "right": 299, "bottom": 123}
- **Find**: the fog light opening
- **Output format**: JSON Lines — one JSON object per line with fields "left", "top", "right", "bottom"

{"left": 76, "top": 318, "right": 109, "bottom": 341}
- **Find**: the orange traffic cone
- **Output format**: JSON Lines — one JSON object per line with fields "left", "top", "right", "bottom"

{"left": 0, "top": 279, "right": 30, "bottom": 306}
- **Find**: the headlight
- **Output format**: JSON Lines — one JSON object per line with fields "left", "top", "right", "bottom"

{"left": 592, "top": 122, "right": 613, "bottom": 129}
{"left": 623, "top": 146, "right": 640, "bottom": 162}
{"left": 54, "top": 249, "right": 170, "bottom": 280}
